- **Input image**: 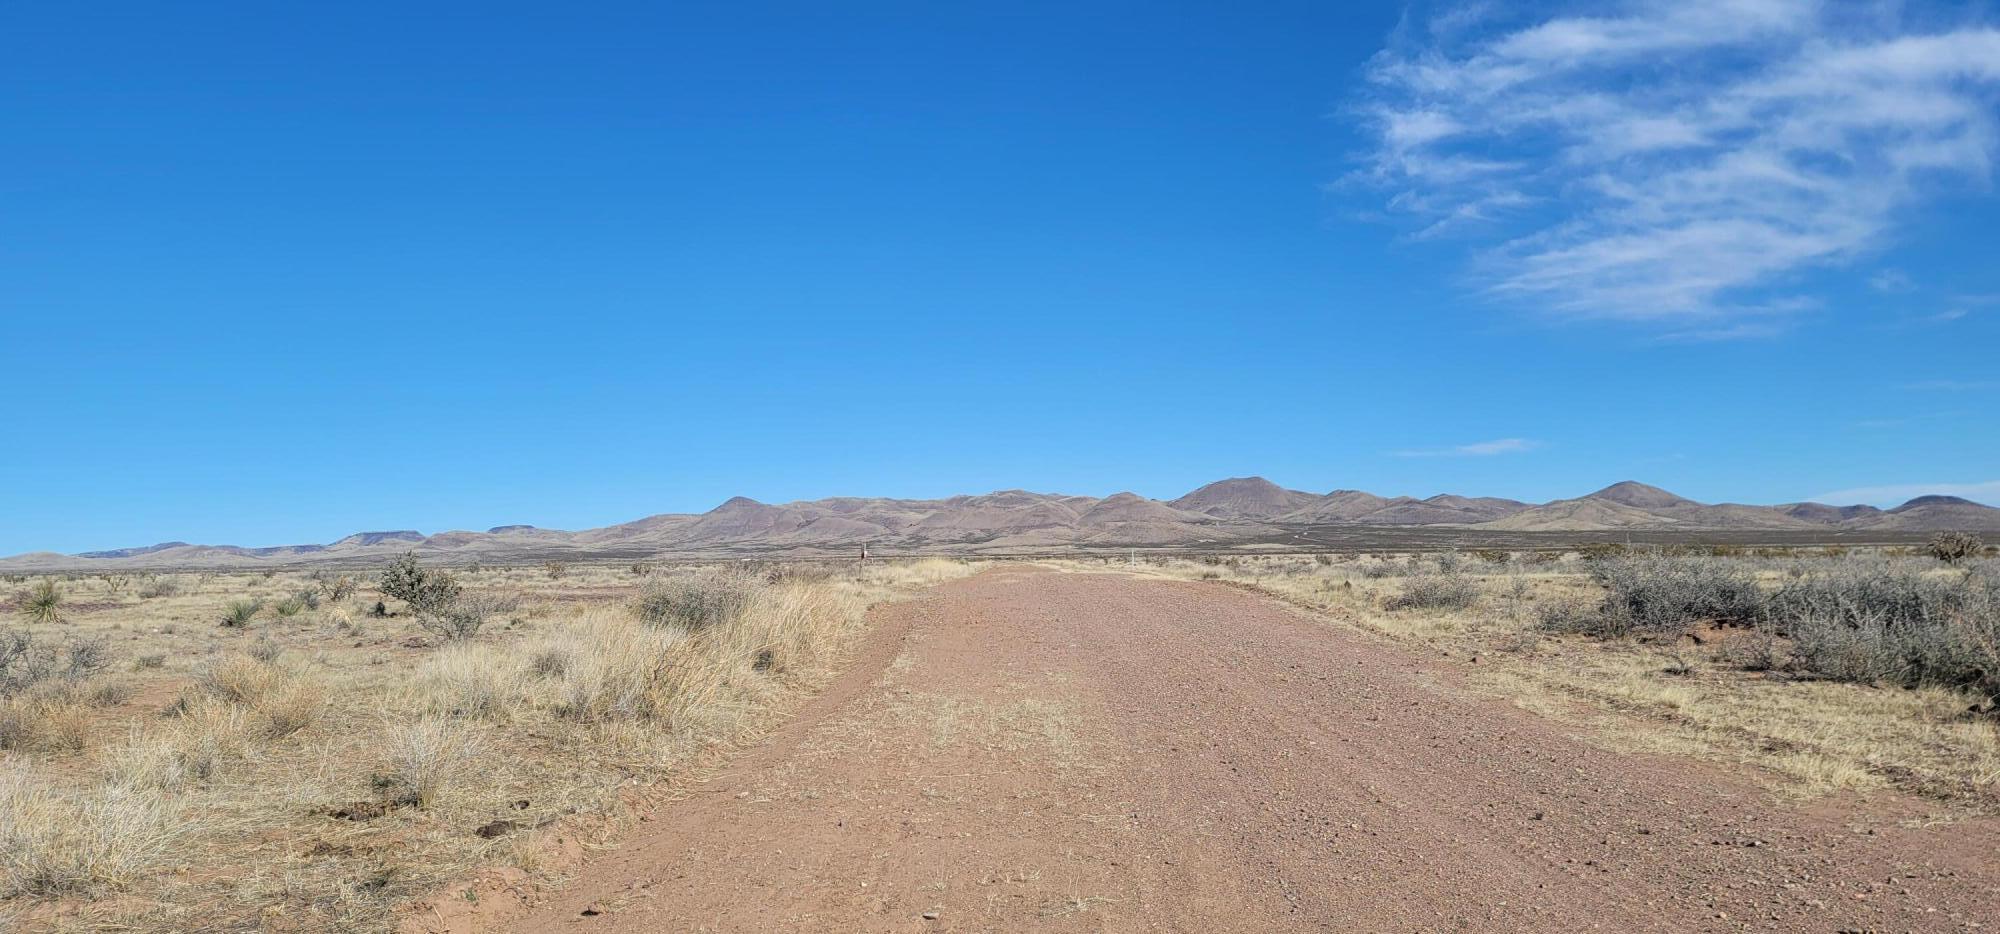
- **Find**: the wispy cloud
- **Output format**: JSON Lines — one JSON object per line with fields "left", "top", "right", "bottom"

{"left": 1394, "top": 437, "right": 1541, "bottom": 457}
{"left": 1355, "top": 2, "right": 2000, "bottom": 328}
{"left": 1901, "top": 378, "right": 1998, "bottom": 391}
{"left": 1869, "top": 269, "right": 1916, "bottom": 293}
{"left": 1811, "top": 479, "right": 2000, "bottom": 506}
{"left": 1851, "top": 410, "right": 1964, "bottom": 429}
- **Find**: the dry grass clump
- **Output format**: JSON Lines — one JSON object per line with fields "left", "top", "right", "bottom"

{"left": 185, "top": 654, "right": 326, "bottom": 739}
{"left": 380, "top": 717, "right": 484, "bottom": 808}
{"left": 0, "top": 629, "right": 119, "bottom": 753}
{"left": 710, "top": 581, "right": 858, "bottom": 677}
{"left": 535, "top": 611, "right": 718, "bottom": 726}
{"left": 109, "top": 700, "right": 252, "bottom": 791}
{"left": 0, "top": 765, "right": 182, "bottom": 898}
{"left": 0, "top": 688, "right": 94, "bottom": 753}
{"left": 410, "top": 642, "right": 528, "bottom": 720}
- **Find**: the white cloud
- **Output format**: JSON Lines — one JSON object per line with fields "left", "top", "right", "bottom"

{"left": 1394, "top": 437, "right": 1541, "bottom": 457}
{"left": 1356, "top": 2, "right": 2000, "bottom": 326}
{"left": 1810, "top": 480, "right": 2000, "bottom": 506}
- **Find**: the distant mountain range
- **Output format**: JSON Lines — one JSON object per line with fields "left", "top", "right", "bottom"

{"left": 5, "top": 478, "right": 1996, "bottom": 570}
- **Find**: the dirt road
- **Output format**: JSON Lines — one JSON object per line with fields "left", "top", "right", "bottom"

{"left": 476, "top": 568, "right": 2000, "bottom": 932}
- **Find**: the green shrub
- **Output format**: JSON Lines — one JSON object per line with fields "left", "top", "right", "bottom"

{"left": 379, "top": 553, "right": 461, "bottom": 618}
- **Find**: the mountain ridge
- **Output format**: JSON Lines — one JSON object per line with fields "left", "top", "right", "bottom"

{"left": 6, "top": 477, "right": 1996, "bottom": 570}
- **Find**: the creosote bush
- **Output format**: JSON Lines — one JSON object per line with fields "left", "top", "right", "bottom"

{"left": 1769, "top": 562, "right": 2000, "bottom": 701}
{"left": 1385, "top": 573, "right": 1480, "bottom": 612}
{"left": 635, "top": 569, "right": 764, "bottom": 631}
{"left": 416, "top": 592, "right": 519, "bottom": 644}
{"left": 137, "top": 578, "right": 179, "bottom": 600}
{"left": 1566, "top": 554, "right": 1765, "bottom": 637}
{"left": 311, "top": 571, "right": 357, "bottom": 602}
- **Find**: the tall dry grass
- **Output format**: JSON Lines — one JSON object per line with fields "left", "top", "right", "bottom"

{"left": 0, "top": 764, "right": 183, "bottom": 898}
{"left": 0, "top": 557, "right": 977, "bottom": 929}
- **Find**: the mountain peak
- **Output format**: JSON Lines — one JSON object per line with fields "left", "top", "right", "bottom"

{"left": 1893, "top": 494, "right": 1983, "bottom": 511}
{"left": 1171, "top": 477, "right": 1315, "bottom": 519}
{"left": 1584, "top": 481, "right": 1693, "bottom": 510}
{"left": 334, "top": 530, "right": 425, "bottom": 547}
{"left": 711, "top": 495, "right": 767, "bottom": 511}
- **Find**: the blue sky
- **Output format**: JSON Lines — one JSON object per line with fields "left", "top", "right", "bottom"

{"left": 3, "top": 1, "right": 1997, "bottom": 554}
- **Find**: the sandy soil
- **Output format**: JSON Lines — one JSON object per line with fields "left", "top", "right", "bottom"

{"left": 417, "top": 567, "right": 2000, "bottom": 932}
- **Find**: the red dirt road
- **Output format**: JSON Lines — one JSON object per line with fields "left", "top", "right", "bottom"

{"left": 480, "top": 568, "right": 2000, "bottom": 932}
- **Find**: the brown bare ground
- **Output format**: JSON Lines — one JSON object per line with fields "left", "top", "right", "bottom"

{"left": 414, "top": 567, "right": 2000, "bottom": 933}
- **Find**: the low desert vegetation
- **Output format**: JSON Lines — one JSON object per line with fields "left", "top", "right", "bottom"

{"left": 0, "top": 555, "right": 977, "bottom": 931}
{"left": 18, "top": 580, "right": 64, "bottom": 626}
{"left": 1103, "top": 540, "right": 2000, "bottom": 808}
{"left": 1928, "top": 530, "right": 1986, "bottom": 566}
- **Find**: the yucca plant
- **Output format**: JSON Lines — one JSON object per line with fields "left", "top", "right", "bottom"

{"left": 20, "top": 580, "right": 63, "bottom": 625}
{"left": 219, "top": 598, "right": 264, "bottom": 629}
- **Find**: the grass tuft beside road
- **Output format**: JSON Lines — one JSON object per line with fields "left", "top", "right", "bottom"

{"left": 1076, "top": 549, "right": 2000, "bottom": 809}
